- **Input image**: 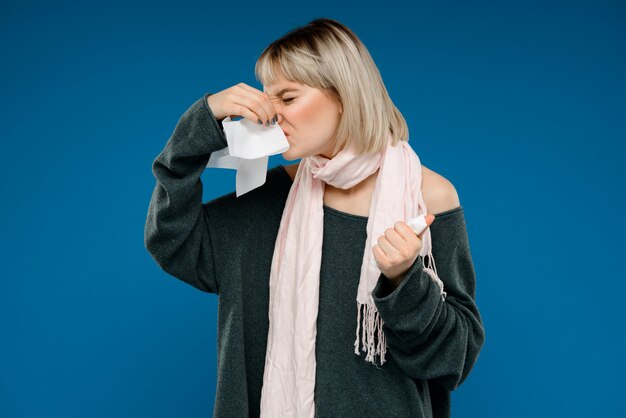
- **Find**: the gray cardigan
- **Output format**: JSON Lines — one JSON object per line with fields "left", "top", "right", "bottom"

{"left": 144, "top": 94, "right": 485, "bottom": 417}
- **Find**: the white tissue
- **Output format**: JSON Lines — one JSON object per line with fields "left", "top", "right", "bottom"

{"left": 206, "top": 116, "right": 290, "bottom": 197}
{"left": 370, "top": 215, "right": 429, "bottom": 267}
{"left": 407, "top": 214, "right": 428, "bottom": 236}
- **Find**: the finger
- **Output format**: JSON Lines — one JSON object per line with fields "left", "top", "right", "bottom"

{"left": 225, "top": 103, "right": 264, "bottom": 126}
{"left": 237, "top": 84, "right": 276, "bottom": 125}
{"left": 260, "top": 91, "right": 278, "bottom": 124}
{"left": 392, "top": 223, "right": 421, "bottom": 258}
{"left": 239, "top": 90, "right": 273, "bottom": 125}
{"left": 242, "top": 84, "right": 277, "bottom": 125}
{"left": 377, "top": 235, "right": 401, "bottom": 258}
{"left": 372, "top": 244, "right": 391, "bottom": 268}
{"left": 229, "top": 93, "right": 272, "bottom": 126}
{"left": 393, "top": 221, "right": 418, "bottom": 241}
{"left": 384, "top": 227, "right": 408, "bottom": 251}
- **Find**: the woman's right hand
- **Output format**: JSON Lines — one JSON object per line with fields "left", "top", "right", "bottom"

{"left": 206, "top": 83, "right": 277, "bottom": 127}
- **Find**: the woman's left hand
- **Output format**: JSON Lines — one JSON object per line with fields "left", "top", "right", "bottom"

{"left": 372, "top": 214, "right": 435, "bottom": 287}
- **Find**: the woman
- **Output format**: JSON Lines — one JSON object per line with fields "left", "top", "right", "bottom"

{"left": 145, "top": 18, "right": 485, "bottom": 418}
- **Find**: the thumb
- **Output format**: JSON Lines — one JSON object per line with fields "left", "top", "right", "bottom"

{"left": 417, "top": 214, "right": 436, "bottom": 239}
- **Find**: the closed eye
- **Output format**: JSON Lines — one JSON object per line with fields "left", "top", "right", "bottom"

{"left": 282, "top": 98, "right": 294, "bottom": 103}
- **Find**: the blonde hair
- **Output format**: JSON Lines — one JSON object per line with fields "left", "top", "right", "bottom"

{"left": 255, "top": 18, "right": 409, "bottom": 156}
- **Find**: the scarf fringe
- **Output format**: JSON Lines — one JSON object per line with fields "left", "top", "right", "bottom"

{"left": 354, "top": 301, "right": 388, "bottom": 367}
{"left": 423, "top": 252, "right": 447, "bottom": 302}
{"left": 353, "top": 252, "right": 447, "bottom": 368}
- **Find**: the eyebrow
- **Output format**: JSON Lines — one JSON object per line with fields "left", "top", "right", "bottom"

{"left": 268, "top": 88, "right": 299, "bottom": 97}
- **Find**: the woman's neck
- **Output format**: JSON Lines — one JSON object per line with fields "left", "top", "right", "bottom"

{"left": 324, "top": 168, "right": 379, "bottom": 196}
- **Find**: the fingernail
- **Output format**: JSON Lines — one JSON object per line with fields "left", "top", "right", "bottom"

{"left": 265, "top": 120, "right": 269, "bottom": 127}
{"left": 258, "top": 119, "right": 263, "bottom": 125}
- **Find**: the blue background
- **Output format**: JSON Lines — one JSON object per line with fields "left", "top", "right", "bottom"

{"left": 2, "top": 0, "right": 625, "bottom": 417}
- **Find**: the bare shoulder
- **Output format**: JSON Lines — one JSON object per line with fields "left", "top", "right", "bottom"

{"left": 420, "top": 165, "right": 461, "bottom": 215}
{"left": 283, "top": 162, "right": 300, "bottom": 181}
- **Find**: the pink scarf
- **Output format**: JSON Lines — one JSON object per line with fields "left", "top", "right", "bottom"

{"left": 259, "top": 132, "right": 447, "bottom": 417}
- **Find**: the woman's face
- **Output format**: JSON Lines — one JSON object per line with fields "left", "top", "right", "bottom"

{"left": 263, "top": 74, "right": 343, "bottom": 161}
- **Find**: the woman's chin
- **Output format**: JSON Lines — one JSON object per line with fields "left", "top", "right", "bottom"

{"left": 282, "top": 148, "right": 300, "bottom": 161}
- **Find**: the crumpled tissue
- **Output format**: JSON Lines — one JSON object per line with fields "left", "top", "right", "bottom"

{"left": 206, "top": 116, "right": 290, "bottom": 197}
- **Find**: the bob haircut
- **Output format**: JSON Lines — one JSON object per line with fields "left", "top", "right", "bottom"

{"left": 255, "top": 18, "right": 409, "bottom": 157}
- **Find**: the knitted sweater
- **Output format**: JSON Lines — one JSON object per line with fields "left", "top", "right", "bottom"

{"left": 144, "top": 94, "right": 485, "bottom": 417}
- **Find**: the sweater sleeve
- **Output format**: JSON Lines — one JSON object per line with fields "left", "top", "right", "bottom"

{"left": 371, "top": 206, "right": 485, "bottom": 391}
{"left": 144, "top": 93, "right": 228, "bottom": 294}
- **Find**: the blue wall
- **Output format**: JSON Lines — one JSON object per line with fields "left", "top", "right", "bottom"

{"left": 1, "top": 0, "right": 624, "bottom": 417}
